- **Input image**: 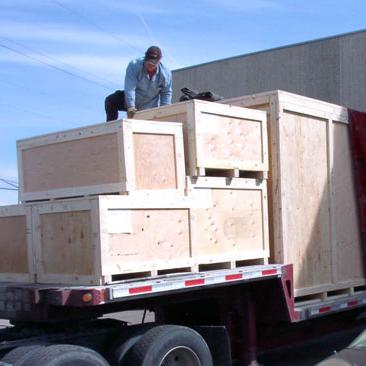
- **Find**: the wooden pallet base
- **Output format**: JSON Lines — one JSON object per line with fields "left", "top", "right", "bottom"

{"left": 295, "top": 284, "right": 366, "bottom": 306}
{"left": 104, "top": 258, "right": 269, "bottom": 284}
{"left": 196, "top": 167, "right": 268, "bottom": 180}
{"left": 23, "top": 191, "right": 126, "bottom": 204}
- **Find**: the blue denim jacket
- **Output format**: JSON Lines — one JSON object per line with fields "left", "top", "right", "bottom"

{"left": 124, "top": 57, "right": 172, "bottom": 110}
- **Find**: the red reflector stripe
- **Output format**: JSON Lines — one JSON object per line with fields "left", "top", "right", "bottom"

{"left": 319, "top": 306, "right": 331, "bottom": 313}
{"left": 185, "top": 279, "right": 205, "bottom": 287}
{"left": 225, "top": 274, "right": 243, "bottom": 281}
{"left": 348, "top": 300, "right": 359, "bottom": 307}
{"left": 262, "top": 269, "right": 277, "bottom": 276}
{"left": 129, "top": 286, "right": 152, "bottom": 294}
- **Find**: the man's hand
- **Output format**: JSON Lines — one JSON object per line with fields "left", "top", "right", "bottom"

{"left": 127, "top": 107, "right": 137, "bottom": 118}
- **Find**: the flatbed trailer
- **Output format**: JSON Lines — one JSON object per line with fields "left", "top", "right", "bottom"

{"left": 1, "top": 264, "right": 366, "bottom": 366}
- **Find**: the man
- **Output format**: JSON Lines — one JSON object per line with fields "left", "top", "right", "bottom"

{"left": 124, "top": 46, "right": 172, "bottom": 118}
{"left": 104, "top": 46, "right": 172, "bottom": 121}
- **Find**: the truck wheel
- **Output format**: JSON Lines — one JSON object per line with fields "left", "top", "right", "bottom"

{"left": 107, "top": 323, "right": 155, "bottom": 365}
{"left": 128, "top": 325, "right": 213, "bottom": 366}
{"left": 108, "top": 335, "right": 141, "bottom": 365}
{"left": 1, "top": 345, "right": 47, "bottom": 365}
{"left": 21, "top": 344, "right": 110, "bottom": 366}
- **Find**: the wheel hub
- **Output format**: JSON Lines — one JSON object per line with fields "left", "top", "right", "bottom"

{"left": 160, "top": 346, "right": 202, "bottom": 366}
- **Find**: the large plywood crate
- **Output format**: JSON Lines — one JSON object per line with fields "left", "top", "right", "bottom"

{"left": 30, "top": 181, "right": 269, "bottom": 286}
{"left": 31, "top": 194, "right": 212, "bottom": 285}
{"left": 17, "top": 119, "right": 185, "bottom": 202}
{"left": 136, "top": 100, "right": 268, "bottom": 177}
{"left": 223, "top": 90, "right": 364, "bottom": 298}
{"left": 0, "top": 205, "right": 34, "bottom": 282}
{"left": 188, "top": 177, "right": 269, "bottom": 267}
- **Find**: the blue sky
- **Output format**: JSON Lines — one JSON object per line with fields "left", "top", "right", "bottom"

{"left": 1, "top": 0, "right": 366, "bottom": 204}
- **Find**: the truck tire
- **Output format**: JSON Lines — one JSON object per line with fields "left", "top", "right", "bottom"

{"left": 21, "top": 344, "right": 109, "bottom": 366}
{"left": 128, "top": 325, "right": 213, "bottom": 366}
{"left": 108, "top": 335, "right": 141, "bottom": 365}
{"left": 107, "top": 323, "right": 155, "bottom": 365}
{"left": 1, "top": 345, "right": 47, "bottom": 365}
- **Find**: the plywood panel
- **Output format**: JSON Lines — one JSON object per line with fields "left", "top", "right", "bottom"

{"left": 333, "top": 122, "right": 364, "bottom": 282}
{"left": 107, "top": 209, "right": 190, "bottom": 266}
{"left": 133, "top": 133, "right": 177, "bottom": 190}
{"left": 22, "top": 133, "right": 120, "bottom": 192}
{"left": 279, "top": 111, "right": 331, "bottom": 289}
{"left": 0, "top": 215, "right": 28, "bottom": 273}
{"left": 39, "top": 210, "right": 95, "bottom": 275}
{"left": 148, "top": 113, "right": 190, "bottom": 171}
{"left": 191, "top": 189, "right": 265, "bottom": 257}
{"left": 197, "top": 113, "right": 262, "bottom": 166}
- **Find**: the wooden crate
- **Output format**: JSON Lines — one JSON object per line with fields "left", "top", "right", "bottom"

{"left": 31, "top": 194, "right": 213, "bottom": 285}
{"left": 223, "top": 90, "right": 364, "bottom": 297}
{"left": 136, "top": 100, "right": 268, "bottom": 177}
{"left": 188, "top": 177, "right": 269, "bottom": 267}
{"left": 17, "top": 119, "right": 185, "bottom": 202}
{"left": 0, "top": 205, "right": 34, "bottom": 282}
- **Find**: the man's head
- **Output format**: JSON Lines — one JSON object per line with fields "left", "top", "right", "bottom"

{"left": 144, "top": 46, "right": 162, "bottom": 71}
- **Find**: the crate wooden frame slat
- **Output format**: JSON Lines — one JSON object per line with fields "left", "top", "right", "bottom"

{"left": 136, "top": 99, "right": 268, "bottom": 176}
{"left": 223, "top": 90, "right": 362, "bottom": 298}
{"left": 188, "top": 177, "right": 270, "bottom": 266}
{"left": 17, "top": 119, "right": 185, "bottom": 202}
{"left": 0, "top": 204, "right": 34, "bottom": 282}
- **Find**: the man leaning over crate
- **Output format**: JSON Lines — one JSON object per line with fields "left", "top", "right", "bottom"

{"left": 105, "top": 46, "right": 172, "bottom": 121}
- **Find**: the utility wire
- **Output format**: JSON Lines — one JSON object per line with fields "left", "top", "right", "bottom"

{"left": 0, "top": 179, "right": 18, "bottom": 189}
{"left": 0, "top": 35, "right": 119, "bottom": 88}
{"left": 51, "top": 0, "right": 142, "bottom": 52}
{"left": 0, "top": 42, "right": 110, "bottom": 90}
{"left": 0, "top": 76, "right": 104, "bottom": 114}
{"left": 0, "top": 179, "right": 18, "bottom": 191}
{"left": 0, "top": 102, "right": 79, "bottom": 126}
{"left": 1, "top": 178, "right": 18, "bottom": 185}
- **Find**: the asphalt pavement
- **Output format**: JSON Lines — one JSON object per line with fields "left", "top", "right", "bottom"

{"left": 258, "top": 324, "right": 366, "bottom": 366}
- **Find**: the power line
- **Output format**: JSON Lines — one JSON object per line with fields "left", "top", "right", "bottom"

{"left": 0, "top": 102, "right": 79, "bottom": 126}
{"left": 0, "top": 35, "right": 120, "bottom": 89}
{"left": 0, "top": 179, "right": 19, "bottom": 191}
{"left": 0, "top": 179, "right": 18, "bottom": 189}
{"left": 51, "top": 0, "right": 142, "bottom": 52}
{"left": 0, "top": 76, "right": 105, "bottom": 114}
{"left": 0, "top": 42, "right": 111, "bottom": 91}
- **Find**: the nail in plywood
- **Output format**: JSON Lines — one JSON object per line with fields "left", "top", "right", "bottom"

{"left": 223, "top": 90, "right": 363, "bottom": 297}
{"left": 189, "top": 177, "right": 269, "bottom": 265}
{"left": 136, "top": 100, "right": 268, "bottom": 176}
{"left": 32, "top": 195, "right": 194, "bottom": 285}
{"left": 0, "top": 205, "right": 33, "bottom": 282}
{"left": 17, "top": 119, "right": 185, "bottom": 202}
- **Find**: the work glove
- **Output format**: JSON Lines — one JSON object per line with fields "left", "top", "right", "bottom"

{"left": 127, "top": 107, "right": 137, "bottom": 119}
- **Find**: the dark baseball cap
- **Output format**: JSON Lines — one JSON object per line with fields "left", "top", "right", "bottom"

{"left": 145, "top": 46, "right": 162, "bottom": 64}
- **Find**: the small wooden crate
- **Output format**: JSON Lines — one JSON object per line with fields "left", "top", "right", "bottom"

{"left": 31, "top": 194, "right": 210, "bottom": 285}
{"left": 188, "top": 177, "right": 269, "bottom": 267}
{"left": 136, "top": 100, "right": 268, "bottom": 177}
{"left": 223, "top": 90, "right": 364, "bottom": 297}
{"left": 0, "top": 204, "right": 34, "bottom": 282}
{"left": 17, "top": 119, "right": 185, "bottom": 202}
